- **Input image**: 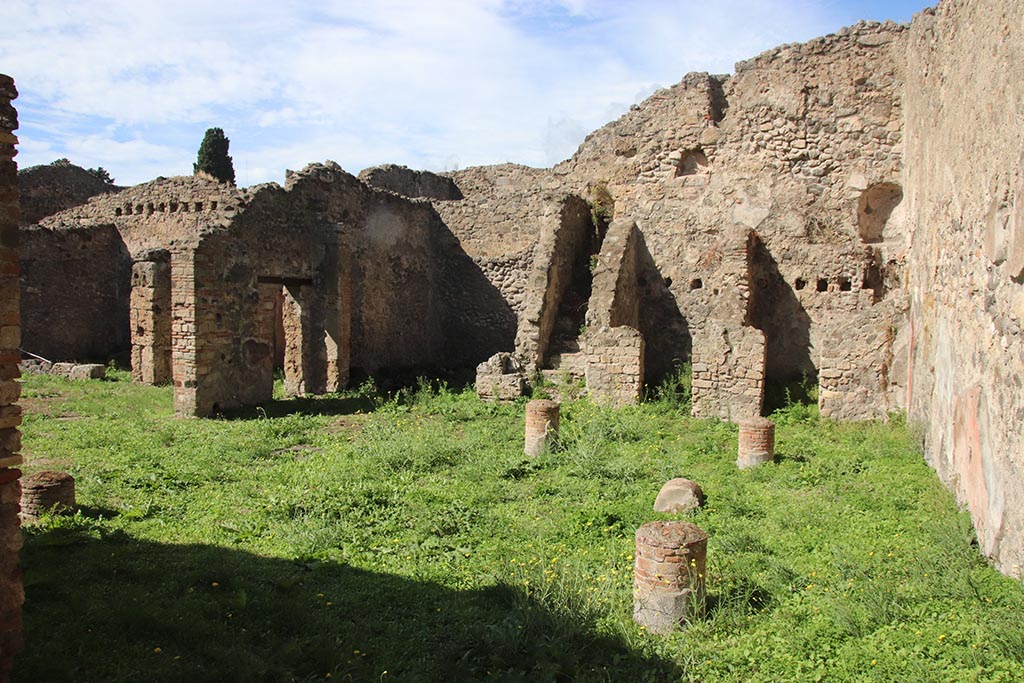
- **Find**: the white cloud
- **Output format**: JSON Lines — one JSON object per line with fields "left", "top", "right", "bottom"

{"left": 3, "top": 0, "right": 926, "bottom": 185}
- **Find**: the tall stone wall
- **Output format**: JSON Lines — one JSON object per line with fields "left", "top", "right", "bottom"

{"left": 130, "top": 251, "right": 171, "bottom": 384}
{"left": 0, "top": 73, "right": 23, "bottom": 683}
{"left": 904, "top": 0, "right": 1024, "bottom": 577}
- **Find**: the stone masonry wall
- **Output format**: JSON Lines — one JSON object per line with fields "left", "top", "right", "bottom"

{"left": 0, "top": 73, "right": 23, "bottom": 683}
{"left": 18, "top": 160, "right": 118, "bottom": 225}
{"left": 20, "top": 223, "right": 131, "bottom": 361}
{"left": 433, "top": 164, "right": 575, "bottom": 366}
{"left": 559, "top": 22, "right": 907, "bottom": 411}
{"left": 514, "top": 194, "right": 591, "bottom": 367}
{"left": 904, "top": 0, "right": 1024, "bottom": 576}
{"left": 585, "top": 326, "right": 644, "bottom": 407}
{"left": 358, "top": 164, "right": 462, "bottom": 201}
{"left": 130, "top": 251, "right": 171, "bottom": 384}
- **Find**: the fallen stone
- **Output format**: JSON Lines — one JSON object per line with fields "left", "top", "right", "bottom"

{"left": 69, "top": 364, "right": 105, "bottom": 381}
{"left": 49, "top": 363, "right": 76, "bottom": 378}
{"left": 654, "top": 478, "right": 704, "bottom": 514}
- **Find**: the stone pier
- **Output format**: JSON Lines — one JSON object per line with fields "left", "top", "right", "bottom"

{"left": 0, "top": 72, "right": 23, "bottom": 683}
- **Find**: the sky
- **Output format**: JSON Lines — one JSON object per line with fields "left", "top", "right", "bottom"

{"left": 3, "top": 0, "right": 930, "bottom": 187}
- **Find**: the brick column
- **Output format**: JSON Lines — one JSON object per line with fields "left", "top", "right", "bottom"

{"left": 737, "top": 417, "right": 775, "bottom": 469}
{"left": 0, "top": 72, "right": 24, "bottom": 683}
{"left": 633, "top": 521, "right": 707, "bottom": 633}
{"left": 524, "top": 399, "right": 560, "bottom": 456}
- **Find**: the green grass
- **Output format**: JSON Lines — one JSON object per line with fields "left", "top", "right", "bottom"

{"left": 13, "top": 371, "right": 1024, "bottom": 682}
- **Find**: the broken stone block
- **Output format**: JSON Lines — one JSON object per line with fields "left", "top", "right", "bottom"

{"left": 69, "top": 364, "right": 105, "bottom": 381}
{"left": 653, "top": 478, "right": 704, "bottom": 514}
{"left": 49, "top": 362, "right": 76, "bottom": 378}
{"left": 476, "top": 352, "right": 528, "bottom": 402}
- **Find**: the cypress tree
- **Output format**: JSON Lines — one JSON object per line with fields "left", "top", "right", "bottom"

{"left": 193, "top": 127, "right": 236, "bottom": 185}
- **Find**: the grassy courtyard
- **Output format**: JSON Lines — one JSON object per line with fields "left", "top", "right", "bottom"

{"left": 12, "top": 371, "right": 1024, "bottom": 682}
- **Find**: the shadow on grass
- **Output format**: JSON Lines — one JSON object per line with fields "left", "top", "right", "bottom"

{"left": 220, "top": 395, "right": 377, "bottom": 421}
{"left": 17, "top": 525, "right": 682, "bottom": 683}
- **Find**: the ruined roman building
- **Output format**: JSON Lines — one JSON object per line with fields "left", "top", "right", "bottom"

{"left": 11, "top": 0, "right": 1024, "bottom": 577}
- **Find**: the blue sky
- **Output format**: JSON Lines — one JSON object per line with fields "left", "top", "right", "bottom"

{"left": 3, "top": 0, "right": 929, "bottom": 186}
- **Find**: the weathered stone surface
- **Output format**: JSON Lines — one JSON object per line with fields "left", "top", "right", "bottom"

{"left": 903, "top": 0, "right": 1024, "bottom": 577}
{"left": 18, "top": 158, "right": 119, "bottom": 225}
{"left": 20, "top": 470, "right": 75, "bottom": 521}
{"left": 69, "top": 363, "right": 105, "bottom": 380}
{"left": 737, "top": 417, "right": 775, "bottom": 469}
{"left": 48, "top": 362, "right": 75, "bottom": 378}
{"left": 653, "top": 478, "right": 704, "bottom": 514}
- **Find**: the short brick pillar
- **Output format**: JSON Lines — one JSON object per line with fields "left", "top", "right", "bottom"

{"left": 633, "top": 521, "right": 707, "bottom": 632}
{"left": 524, "top": 399, "right": 560, "bottom": 456}
{"left": 737, "top": 417, "right": 775, "bottom": 469}
{"left": 20, "top": 471, "right": 75, "bottom": 522}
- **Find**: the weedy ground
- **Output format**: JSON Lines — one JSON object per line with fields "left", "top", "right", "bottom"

{"left": 12, "top": 370, "right": 1024, "bottom": 682}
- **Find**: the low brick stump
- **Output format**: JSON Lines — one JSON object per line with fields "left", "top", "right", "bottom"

{"left": 20, "top": 471, "right": 76, "bottom": 522}
{"left": 633, "top": 521, "right": 707, "bottom": 633}
{"left": 737, "top": 417, "right": 775, "bottom": 469}
{"left": 524, "top": 399, "right": 560, "bottom": 456}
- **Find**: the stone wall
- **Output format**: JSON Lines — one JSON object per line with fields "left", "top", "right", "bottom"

{"left": 0, "top": 73, "right": 23, "bottom": 683}
{"left": 433, "top": 164, "right": 571, "bottom": 366}
{"left": 20, "top": 223, "right": 131, "bottom": 361}
{"left": 903, "top": 0, "right": 1024, "bottom": 577}
{"left": 169, "top": 163, "right": 448, "bottom": 416}
{"left": 558, "top": 21, "right": 907, "bottom": 407}
{"left": 585, "top": 326, "right": 643, "bottom": 407}
{"left": 514, "top": 194, "right": 592, "bottom": 367}
{"left": 358, "top": 164, "right": 462, "bottom": 200}
{"left": 18, "top": 160, "right": 118, "bottom": 225}
{"left": 130, "top": 251, "right": 171, "bottom": 384}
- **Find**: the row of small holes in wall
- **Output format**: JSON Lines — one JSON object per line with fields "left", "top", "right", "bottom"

{"left": 115, "top": 200, "right": 219, "bottom": 217}
{"left": 794, "top": 277, "right": 855, "bottom": 292}
{"left": 679, "top": 278, "right": 860, "bottom": 294}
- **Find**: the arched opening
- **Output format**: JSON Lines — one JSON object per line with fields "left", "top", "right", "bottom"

{"left": 857, "top": 183, "right": 903, "bottom": 243}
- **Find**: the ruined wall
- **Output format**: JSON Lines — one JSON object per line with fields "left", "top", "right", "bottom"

{"left": 0, "top": 73, "right": 23, "bottom": 683}
{"left": 18, "top": 160, "right": 118, "bottom": 225}
{"left": 559, "top": 22, "right": 907, "bottom": 410}
{"left": 584, "top": 218, "right": 645, "bottom": 405}
{"left": 171, "top": 163, "right": 446, "bottom": 415}
{"left": 514, "top": 194, "right": 592, "bottom": 366}
{"left": 358, "top": 164, "right": 462, "bottom": 200}
{"left": 690, "top": 230, "right": 766, "bottom": 419}
{"left": 433, "top": 164, "right": 566, "bottom": 365}
{"left": 904, "top": 0, "right": 1024, "bottom": 576}
{"left": 20, "top": 223, "right": 131, "bottom": 361}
